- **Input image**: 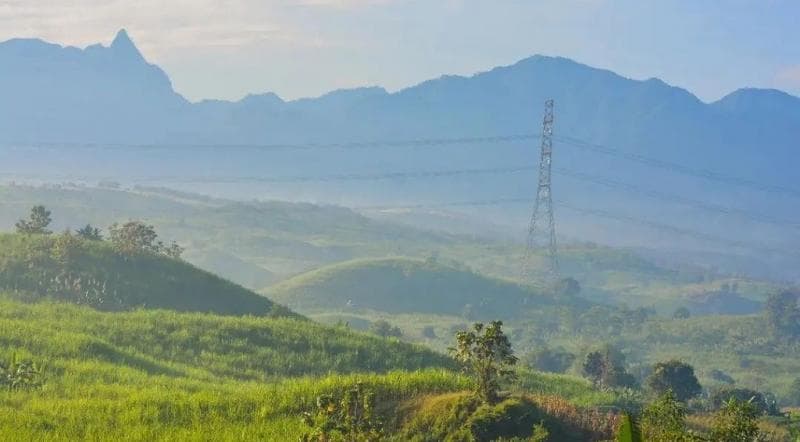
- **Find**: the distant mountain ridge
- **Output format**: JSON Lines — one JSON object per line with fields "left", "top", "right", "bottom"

{"left": 1, "top": 30, "right": 798, "bottom": 278}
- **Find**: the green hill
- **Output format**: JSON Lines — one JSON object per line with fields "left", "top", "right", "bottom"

{"left": 0, "top": 297, "right": 625, "bottom": 440}
{"left": 264, "top": 257, "right": 579, "bottom": 318}
{"left": 0, "top": 232, "right": 283, "bottom": 316}
{"left": 0, "top": 297, "right": 463, "bottom": 439}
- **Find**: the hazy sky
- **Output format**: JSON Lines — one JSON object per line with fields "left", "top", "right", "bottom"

{"left": 2, "top": 0, "right": 799, "bottom": 102}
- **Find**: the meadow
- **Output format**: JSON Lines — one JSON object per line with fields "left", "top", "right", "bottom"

{"left": 0, "top": 297, "right": 626, "bottom": 440}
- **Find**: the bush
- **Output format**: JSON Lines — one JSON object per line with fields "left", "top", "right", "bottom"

{"left": 640, "top": 391, "right": 695, "bottom": 442}
{"left": 300, "top": 382, "right": 383, "bottom": 441}
{"left": 709, "top": 399, "right": 761, "bottom": 441}
{"left": 0, "top": 355, "right": 45, "bottom": 391}
{"left": 709, "top": 387, "right": 779, "bottom": 416}
{"left": 370, "top": 320, "right": 403, "bottom": 338}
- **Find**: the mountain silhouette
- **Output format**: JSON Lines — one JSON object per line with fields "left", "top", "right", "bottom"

{"left": 1, "top": 30, "right": 798, "bottom": 279}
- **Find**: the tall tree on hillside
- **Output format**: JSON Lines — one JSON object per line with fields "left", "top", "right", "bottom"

{"left": 450, "top": 321, "right": 517, "bottom": 404}
{"left": 15, "top": 205, "right": 52, "bottom": 235}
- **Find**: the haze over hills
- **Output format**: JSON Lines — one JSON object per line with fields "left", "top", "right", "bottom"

{"left": 1, "top": 30, "right": 798, "bottom": 280}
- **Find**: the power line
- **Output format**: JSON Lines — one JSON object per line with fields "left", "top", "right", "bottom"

{"left": 552, "top": 168, "right": 800, "bottom": 229}
{"left": 3, "top": 163, "right": 795, "bottom": 229}
{"left": 1, "top": 134, "right": 538, "bottom": 151}
{"left": 553, "top": 201, "right": 798, "bottom": 258}
{"left": 358, "top": 198, "right": 799, "bottom": 259}
{"left": 5, "top": 132, "right": 798, "bottom": 198}
{"left": 555, "top": 135, "right": 800, "bottom": 199}
{"left": 123, "top": 166, "right": 536, "bottom": 183}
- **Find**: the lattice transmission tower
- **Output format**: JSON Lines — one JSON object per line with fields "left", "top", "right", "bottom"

{"left": 523, "top": 99, "right": 559, "bottom": 281}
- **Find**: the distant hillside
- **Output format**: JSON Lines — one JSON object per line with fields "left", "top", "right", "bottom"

{"left": 0, "top": 233, "right": 285, "bottom": 316}
{"left": 265, "top": 257, "right": 579, "bottom": 318}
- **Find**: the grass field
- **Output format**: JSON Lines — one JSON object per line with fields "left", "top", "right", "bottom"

{"left": 0, "top": 296, "right": 627, "bottom": 440}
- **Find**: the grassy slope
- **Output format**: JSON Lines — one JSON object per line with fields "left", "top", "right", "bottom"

{"left": 0, "top": 297, "right": 619, "bottom": 440}
{"left": 0, "top": 233, "right": 283, "bottom": 316}
{"left": 264, "top": 257, "right": 576, "bottom": 317}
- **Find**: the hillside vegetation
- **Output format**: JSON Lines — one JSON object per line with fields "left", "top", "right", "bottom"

{"left": 0, "top": 297, "right": 624, "bottom": 440}
{"left": 0, "top": 232, "right": 283, "bottom": 316}
{"left": 265, "top": 257, "right": 575, "bottom": 318}
{"left": 0, "top": 298, "right": 452, "bottom": 380}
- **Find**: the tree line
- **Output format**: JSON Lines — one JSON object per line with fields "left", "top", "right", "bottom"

{"left": 14, "top": 205, "right": 183, "bottom": 259}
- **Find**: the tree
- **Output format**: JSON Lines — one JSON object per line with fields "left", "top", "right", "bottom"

{"left": 75, "top": 224, "right": 103, "bottom": 241}
{"left": 369, "top": 320, "right": 402, "bottom": 338}
{"left": 108, "top": 221, "right": 182, "bottom": 259}
{"left": 672, "top": 306, "right": 691, "bottom": 320}
{"left": 15, "top": 205, "right": 52, "bottom": 234}
{"left": 764, "top": 291, "right": 800, "bottom": 341}
{"left": 640, "top": 391, "right": 695, "bottom": 442}
{"left": 162, "top": 241, "right": 184, "bottom": 259}
{"left": 708, "top": 399, "right": 761, "bottom": 442}
{"left": 450, "top": 321, "right": 517, "bottom": 404}
{"left": 582, "top": 345, "right": 637, "bottom": 389}
{"left": 647, "top": 360, "right": 701, "bottom": 402}
{"left": 421, "top": 326, "right": 437, "bottom": 339}
{"left": 109, "top": 221, "right": 159, "bottom": 254}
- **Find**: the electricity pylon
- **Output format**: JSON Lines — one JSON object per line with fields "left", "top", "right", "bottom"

{"left": 523, "top": 99, "right": 559, "bottom": 281}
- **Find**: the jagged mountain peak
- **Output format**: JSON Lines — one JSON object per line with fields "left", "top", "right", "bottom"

{"left": 109, "top": 28, "right": 144, "bottom": 62}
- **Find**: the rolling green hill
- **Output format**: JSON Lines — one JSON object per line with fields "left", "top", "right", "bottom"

{"left": 264, "top": 257, "right": 580, "bottom": 318}
{"left": 0, "top": 184, "right": 782, "bottom": 312}
{"left": 0, "top": 297, "right": 623, "bottom": 440}
{"left": 0, "top": 233, "right": 283, "bottom": 316}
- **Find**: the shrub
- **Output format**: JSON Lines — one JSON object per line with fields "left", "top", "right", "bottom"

{"left": 300, "top": 382, "right": 383, "bottom": 442}
{"left": 640, "top": 391, "right": 695, "bottom": 442}
{"left": 0, "top": 355, "right": 45, "bottom": 391}
{"left": 708, "top": 398, "right": 761, "bottom": 441}
{"left": 709, "top": 387, "right": 779, "bottom": 416}
{"left": 370, "top": 320, "right": 403, "bottom": 338}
